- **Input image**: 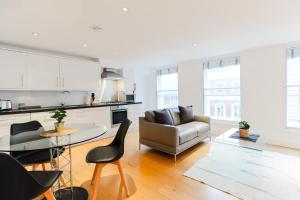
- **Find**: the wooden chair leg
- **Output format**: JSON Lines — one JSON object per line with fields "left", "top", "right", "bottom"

{"left": 42, "top": 163, "right": 46, "bottom": 171}
{"left": 32, "top": 164, "right": 39, "bottom": 171}
{"left": 44, "top": 188, "right": 56, "bottom": 200}
{"left": 91, "top": 164, "right": 100, "bottom": 185}
{"left": 91, "top": 164, "right": 103, "bottom": 200}
{"left": 115, "top": 160, "right": 130, "bottom": 197}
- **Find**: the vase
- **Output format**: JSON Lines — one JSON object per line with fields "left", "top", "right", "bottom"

{"left": 55, "top": 122, "right": 64, "bottom": 133}
{"left": 239, "top": 129, "right": 249, "bottom": 138}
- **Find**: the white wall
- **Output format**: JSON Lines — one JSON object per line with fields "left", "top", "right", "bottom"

{"left": 144, "top": 42, "right": 300, "bottom": 149}
{"left": 178, "top": 59, "right": 204, "bottom": 115}
{"left": 240, "top": 44, "right": 300, "bottom": 149}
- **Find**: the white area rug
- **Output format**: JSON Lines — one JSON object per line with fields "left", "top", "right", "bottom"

{"left": 184, "top": 142, "right": 300, "bottom": 200}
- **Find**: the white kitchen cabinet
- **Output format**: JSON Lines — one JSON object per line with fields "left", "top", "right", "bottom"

{"left": 0, "top": 48, "right": 101, "bottom": 91}
{"left": 31, "top": 107, "right": 111, "bottom": 138}
{"left": 128, "top": 104, "right": 143, "bottom": 130}
{"left": 59, "top": 59, "right": 100, "bottom": 91}
{"left": 0, "top": 49, "right": 27, "bottom": 89}
{"left": 0, "top": 114, "right": 31, "bottom": 137}
{"left": 67, "top": 107, "right": 111, "bottom": 131}
{"left": 26, "top": 54, "right": 61, "bottom": 90}
{"left": 30, "top": 112, "right": 57, "bottom": 129}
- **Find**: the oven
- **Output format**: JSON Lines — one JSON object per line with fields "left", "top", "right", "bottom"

{"left": 111, "top": 105, "right": 128, "bottom": 128}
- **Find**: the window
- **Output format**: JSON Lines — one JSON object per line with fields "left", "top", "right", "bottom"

{"left": 287, "top": 47, "right": 300, "bottom": 128}
{"left": 215, "top": 103, "right": 225, "bottom": 117}
{"left": 214, "top": 81, "right": 225, "bottom": 94}
{"left": 231, "top": 103, "right": 240, "bottom": 120}
{"left": 204, "top": 57, "right": 240, "bottom": 121}
{"left": 156, "top": 67, "right": 178, "bottom": 109}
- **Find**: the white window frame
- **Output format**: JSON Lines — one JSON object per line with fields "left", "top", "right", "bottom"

{"left": 286, "top": 47, "right": 300, "bottom": 128}
{"left": 215, "top": 102, "right": 226, "bottom": 118}
{"left": 214, "top": 81, "right": 226, "bottom": 95}
{"left": 231, "top": 103, "right": 240, "bottom": 119}
{"left": 156, "top": 67, "right": 179, "bottom": 109}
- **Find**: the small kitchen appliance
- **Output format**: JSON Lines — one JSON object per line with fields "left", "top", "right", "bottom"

{"left": 0, "top": 100, "right": 12, "bottom": 111}
{"left": 125, "top": 94, "right": 136, "bottom": 102}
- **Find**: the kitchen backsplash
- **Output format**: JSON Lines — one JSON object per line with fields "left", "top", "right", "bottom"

{"left": 0, "top": 91, "right": 99, "bottom": 109}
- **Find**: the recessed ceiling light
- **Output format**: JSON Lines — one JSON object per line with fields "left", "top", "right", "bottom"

{"left": 82, "top": 43, "right": 87, "bottom": 48}
{"left": 193, "top": 43, "right": 198, "bottom": 47}
{"left": 122, "top": 7, "right": 128, "bottom": 12}
{"left": 92, "top": 25, "right": 103, "bottom": 32}
{"left": 32, "top": 32, "right": 39, "bottom": 37}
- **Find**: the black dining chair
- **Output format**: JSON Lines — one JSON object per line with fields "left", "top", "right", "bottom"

{"left": 10, "top": 120, "right": 65, "bottom": 171}
{"left": 86, "top": 118, "right": 132, "bottom": 200}
{"left": 0, "top": 153, "right": 62, "bottom": 200}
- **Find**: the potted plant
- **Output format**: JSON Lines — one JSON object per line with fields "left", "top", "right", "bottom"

{"left": 50, "top": 108, "right": 67, "bottom": 132}
{"left": 239, "top": 121, "right": 250, "bottom": 138}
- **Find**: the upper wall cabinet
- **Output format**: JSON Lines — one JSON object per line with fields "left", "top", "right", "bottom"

{"left": 26, "top": 54, "right": 61, "bottom": 90}
{"left": 60, "top": 59, "right": 100, "bottom": 91}
{"left": 0, "top": 48, "right": 101, "bottom": 91}
{"left": 0, "top": 49, "right": 27, "bottom": 89}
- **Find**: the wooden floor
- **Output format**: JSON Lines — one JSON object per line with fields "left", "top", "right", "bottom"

{"left": 65, "top": 132, "right": 236, "bottom": 200}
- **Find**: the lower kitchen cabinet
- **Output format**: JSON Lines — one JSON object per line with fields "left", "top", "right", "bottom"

{"left": 0, "top": 114, "right": 31, "bottom": 137}
{"left": 31, "top": 107, "right": 112, "bottom": 138}
{"left": 67, "top": 107, "right": 111, "bottom": 132}
{"left": 128, "top": 104, "right": 143, "bottom": 131}
{"left": 0, "top": 104, "right": 143, "bottom": 141}
{"left": 30, "top": 112, "right": 57, "bottom": 129}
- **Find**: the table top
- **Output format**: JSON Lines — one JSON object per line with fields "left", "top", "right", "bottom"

{"left": 0, "top": 123, "right": 107, "bottom": 152}
{"left": 215, "top": 128, "right": 265, "bottom": 151}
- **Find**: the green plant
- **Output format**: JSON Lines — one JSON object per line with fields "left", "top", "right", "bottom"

{"left": 239, "top": 121, "right": 250, "bottom": 130}
{"left": 50, "top": 108, "right": 67, "bottom": 123}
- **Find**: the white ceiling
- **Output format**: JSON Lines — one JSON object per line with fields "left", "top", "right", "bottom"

{"left": 1, "top": 0, "right": 300, "bottom": 67}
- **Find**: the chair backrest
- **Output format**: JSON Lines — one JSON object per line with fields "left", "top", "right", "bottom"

{"left": 0, "top": 153, "right": 43, "bottom": 199}
{"left": 111, "top": 118, "right": 132, "bottom": 158}
{"left": 10, "top": 120, "right": 45, "bottom": 144}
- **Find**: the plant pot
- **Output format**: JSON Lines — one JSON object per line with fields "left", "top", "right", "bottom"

{"left": 239, "top": 128, "right": 249, "bottom": 138}
{"left": 54, "top": 122, "right": 64, "bottom": 133}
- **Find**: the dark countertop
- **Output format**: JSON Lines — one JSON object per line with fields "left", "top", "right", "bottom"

{"left": 0, "top": 102, "right": 142, "bottom": 116}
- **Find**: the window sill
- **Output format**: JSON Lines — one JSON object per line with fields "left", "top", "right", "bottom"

{"left": 285, "top": 127, "right": 300, "bottom": 133}
{"left": 211, "top": 119, "right": 238, "bottom": 125}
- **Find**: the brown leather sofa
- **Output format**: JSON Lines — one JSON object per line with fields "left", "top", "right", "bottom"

{"left": 139, "top": 108, "right": 211, "bottom": 161}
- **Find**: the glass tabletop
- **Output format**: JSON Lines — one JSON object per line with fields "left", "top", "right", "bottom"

{"left": 0, "top": 123, "right": 107, "bottom": 152}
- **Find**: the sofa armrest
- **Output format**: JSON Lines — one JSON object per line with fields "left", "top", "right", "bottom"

{"left": 194, "top": 115, "right": 211, "bottom": 125}
{"left": 139, "top": 117, "right": 179, "bottom": 147}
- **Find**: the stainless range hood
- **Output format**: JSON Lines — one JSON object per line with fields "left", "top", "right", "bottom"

{"left": 101, "top": 68, "right": 123, "bottom": 80}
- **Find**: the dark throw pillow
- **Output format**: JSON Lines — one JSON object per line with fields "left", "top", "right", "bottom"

{"left": 178, "top": 105, "right": 194, "bottom": 123}
{"left": 154, "top": 109, "right": 174, "bottom": 125}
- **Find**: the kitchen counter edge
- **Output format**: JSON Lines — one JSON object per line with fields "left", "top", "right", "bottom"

{"left": 0, "top": 102, "right": 143, "bottom": 115}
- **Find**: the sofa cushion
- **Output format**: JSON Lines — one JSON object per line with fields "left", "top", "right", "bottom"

{"left": 153, "top": 109, "right": 174, "bottom": 125}
{"left": 177, "top": 121, "right": 210, "bottom": 145}
{"left": 179, "top": 105, "right": 194, "bottom": 123}
{"left": 177, "top": 126, "right": 198, "bottom": 145}
{"left": 145, "top": 111, "right": 155, "bottom": 122}
{"left": 168, "top": 108, "right": 181, "bottom": 125}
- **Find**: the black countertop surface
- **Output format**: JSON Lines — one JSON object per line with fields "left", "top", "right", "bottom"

{"left": 0, "top": 102, "right": 142, "bottom": 115}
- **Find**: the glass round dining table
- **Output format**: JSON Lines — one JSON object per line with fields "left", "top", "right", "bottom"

{"left": 0, "top": 123, "right": 107, "bottom": 200}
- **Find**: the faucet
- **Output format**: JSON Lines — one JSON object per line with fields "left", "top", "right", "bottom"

{"left": 61, "top": 91, "right": 70, "bottom": 106}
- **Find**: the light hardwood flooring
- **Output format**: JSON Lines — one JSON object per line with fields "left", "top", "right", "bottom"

{"left": 35, "top": 130, "right": 300, "bottom": 200}
{"left": 67, "top": 132, "right": 236, "bottom": 200}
